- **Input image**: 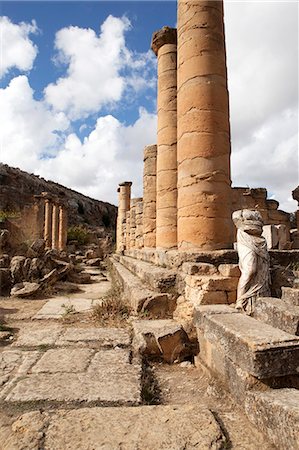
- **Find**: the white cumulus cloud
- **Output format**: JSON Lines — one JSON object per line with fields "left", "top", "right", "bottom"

{"left": 0, "top": 76, "right": 69, "bottom": 171}
{"left": 38, "top": 108, "right": 157, "bottom": 203}
{"left": 225, "top": 1, "right": 298, "bottom": 211}
{"left": 0, "top": 16, "right": 38, "bottom": 78}
{"left": 44, "top": 15, "right": 155, "bottom": 120}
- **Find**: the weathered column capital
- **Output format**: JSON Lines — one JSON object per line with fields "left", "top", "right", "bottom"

{"left": 119, "top": 181, "right": 133, "bottom": 187}
{"left": 151, "top": 26, "right": 177, "bottom": 56}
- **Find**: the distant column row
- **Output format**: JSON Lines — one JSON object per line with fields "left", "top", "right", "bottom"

{"left": 42, "top": 193, "right": 68, "bottom": 251}
{"left": 116, "top": 0, "right": 233, "bottom": 252}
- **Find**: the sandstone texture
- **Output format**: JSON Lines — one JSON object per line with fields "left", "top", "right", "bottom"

{"left": 0, "top": 405, "right": 225, "bottom": 450}
{"left": 133, "top": 319, "right": 190, "bottom": 363}
{"left": 143, "top": 145, "right": 157, "bottom": 248}
{"left": 152, "top": 27, "right": 178, "bottom": 250}
{"left": 195, "top": 306, "right": 299, "bottom": 378}
{"left": 253, "top": 296, "right": 299, "bottom": 335}
{"left": 177, "top": 0, "right": 233, "bottom": 251}
{"left": 245, "top": 389, "right": 299, "bottom": 450}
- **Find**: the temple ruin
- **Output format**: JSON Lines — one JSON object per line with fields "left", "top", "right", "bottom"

{"left": 112, "top": 1, "right": 299, "bottom": 448}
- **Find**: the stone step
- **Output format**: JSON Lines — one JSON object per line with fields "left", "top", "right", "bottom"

{"left": 194, "top": 305, "right": 299, "bottom": 378}
{"left": 117, "top": 255, "right": 177, "bottom": 293}
{"left": 245, "top": 389, "right": 299, "bottom": 450}
{"left": 282, "top": 286, "right": 299, "bottom": 306}
{"left": 110, "top": 257, "right": 176, "bottom": 317}
{"left": 252, "top": 297, "right": 299, "bottom": 335}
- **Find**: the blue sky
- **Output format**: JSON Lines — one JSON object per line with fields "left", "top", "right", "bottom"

{"left": 0, "top": 1, "right": 298, "bottom": 211}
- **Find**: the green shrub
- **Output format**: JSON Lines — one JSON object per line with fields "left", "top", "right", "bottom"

{"left": 0, "top": 210, "right": 20, "bottom": 222}
{"left": 67, "top": 225, "right": 89, "bottom": 245}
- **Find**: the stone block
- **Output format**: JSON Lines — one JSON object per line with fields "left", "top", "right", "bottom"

{"left": 132, "top": 319, "right": 190, "bottom": 363}
{"left": 5, "top": 349, "right": 141, "bottom": 405}
{"left": 110, "top": 258, "right": 175, "bottom": 317}
{"left": 245, "top": 389, "right": 299, "bottom": 450}
{"left": 56, "top": 328, "right": 131, "bottom": 348}
{"left": 218, "top": 264, "right": 240, "bottom": 278}
{"left": 13, "top": 326, "right": 62, "bottom": 347}
{"left": 253, "top": 297, "right": 299, "bottom": 335}
{"left": 31, "top": 349, "right": 93, "bottom": 373}
{"left": 196, "top": 332, "right": 265, "bottom": 404}
{"left": 194, "top": 304, "right": 238, "bottom": 329}
{"left": 282, "top": 287, "right": 299, "bottom": 306}
{"left": 186, "top": 275, "right": 238, "bottom": 292}
{"left": 11, "top": 282, "right": 41, "bottom": 298}
{"left": 118, "top": 255, "right": 176, "bottom": 293}
{"left": 262, "top": 225, "right": 279, "bottom": 249}
{"left": 195, "top": 307, "right": 299, "bottom": 378}
{"left": 181, "top": 262, "right": 217, "bottom": 276}
{"left": 3, "top": 406, "right": 225, "bottom": 450}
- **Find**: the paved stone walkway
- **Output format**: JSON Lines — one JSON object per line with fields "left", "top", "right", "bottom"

{"left": 0, "top": 264, "right": 273, "bottom": 449}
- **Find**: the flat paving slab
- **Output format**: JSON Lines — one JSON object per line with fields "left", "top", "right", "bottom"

{"left": 56, "top": 327, "right": 131, "bottom": 348}
{"left": 2, "top": 348, "right": 141, "bottom": 406}
{"left": 13, "top": 327, "right": 131, "bottom": 349}
{"left": 33, "top": 297, "right": 100, "bottom": 319}
{"left": 0, "top": 405, "right": 225, "bottom": 450}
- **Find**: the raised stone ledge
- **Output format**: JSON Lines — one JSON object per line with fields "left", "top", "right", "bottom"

{"left": 124, "top": 249, "right": 238, "bottom": 269}
{"left": 194, "top": 305, "right": 299, "bottom": 378}
{"left": 110, "top": 257, "right": 176, "bottom": 317}
{"left": 245, "top": 389, "right": 299, "bottom": 450}
{"left": 253, "top": 297, "right": 299, "bottom": 335}
{"left": 116, "top": 255, "right": 177, "bottom": 293}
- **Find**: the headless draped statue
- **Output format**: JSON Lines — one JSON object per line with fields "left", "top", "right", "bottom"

{"left": 233, "top": 210, "right": 270, "bottom": 315}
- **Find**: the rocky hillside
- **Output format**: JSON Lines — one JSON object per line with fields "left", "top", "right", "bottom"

{"left": 0, "top": 163, "right": 117, "bottom": 230}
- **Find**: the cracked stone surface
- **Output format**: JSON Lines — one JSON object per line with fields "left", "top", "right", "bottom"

{"left": 0, "top": 405, "right": 225, "bottom": 450}
{"left": 56, "top": 328, "right": 131, "bottom": 348}
{"left": 3, "top": 349, "right": 141, "bottom": 405}
{"left": 33, "top": 297, "right": 98, "bottom": 319}
{"left": 31, "top": 348, "right": 94, "bottom": 373}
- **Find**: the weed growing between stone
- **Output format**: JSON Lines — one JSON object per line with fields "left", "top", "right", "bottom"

{"left": 92, "top": 283, "right": 132, "bottom": 328}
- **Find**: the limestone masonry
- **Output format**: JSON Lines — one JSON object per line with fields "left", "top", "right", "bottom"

{"left": 113, "top": 1, "right": 299, "bottom": 449}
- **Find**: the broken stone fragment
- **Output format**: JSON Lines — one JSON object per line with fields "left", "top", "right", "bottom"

{"left": 10, "top": 256, "right": 27, "bottom": 284}
{"left": 11, "top": 282, "right": 41, "bottom": 298}
{"left": 87, "top": 258, "right": 103, "bottom": 267}
{"left": 132, "top": 319, "right": 191, "bottom": 363}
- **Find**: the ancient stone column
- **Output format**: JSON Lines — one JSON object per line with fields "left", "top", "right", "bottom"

{"left": 51, "top": 202, "right": 59, "bottom": 250}
{"left": 130, "top": 198, "right": 142, "bottom": 249}
{"left": 143, "top": 145, "right": 157, "bottom": 248}
{"left": 135, "top": 198, "right": 143, "bottom": 249}
{"left": 58, "top": 205, "right": 68, "bottom": 251}
{"left": 44, "top": 199, "right": 53, "bottom": 249}
{"left": 125, "top": 211, "right": 131, "bottom": 250}
{"left": 116, "top": 181, "right": 132, "bottom": 252}
{"left": 177, "top": 0, "right": 233, "bottom": 250}
{"left": 151, "top": 27, "right": 178, "bottom": 249}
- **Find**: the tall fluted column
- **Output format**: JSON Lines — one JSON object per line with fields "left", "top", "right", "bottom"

{"left": 177, "top": 0, "right": 233, "bottom": 250}
{"left": 51, "top": 202, "right": 59, "bottom": 250}
{"left": 44, "top": 199, "right": 53, "bottom": 249}
{"left": 151, "top": 27, "right": 178, "bottom": 249}
{"left": 143, "top": 145, "right": 157, "bottom": 248}
{"left": 116, "top": 181, "right": 132, "bottom": 252}
{"left": 58, "top": 206, "right": 68, "bottom": 251}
